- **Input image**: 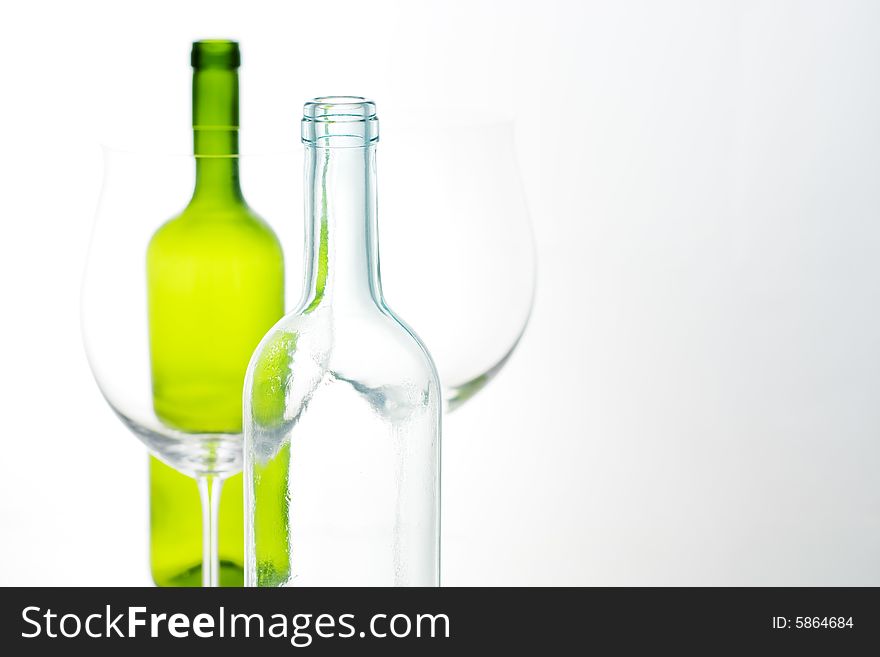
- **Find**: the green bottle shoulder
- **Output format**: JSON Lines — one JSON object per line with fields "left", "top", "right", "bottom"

{"left": 147, "top": 203, "right": 283, "bottom": 256}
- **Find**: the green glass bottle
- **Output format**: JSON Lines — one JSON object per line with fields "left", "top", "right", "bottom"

{"left": 146, "top": 40, "right": 284, "bottom": 587}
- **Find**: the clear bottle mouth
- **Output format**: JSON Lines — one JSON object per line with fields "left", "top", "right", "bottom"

{"left": 302, "top": 96, "right": 379, "bottom": 147}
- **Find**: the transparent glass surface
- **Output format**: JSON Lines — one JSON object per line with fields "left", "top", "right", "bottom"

{"left": 380, "top": 117, "right": 536, "bottom": 410}
{"left": 83, "top": 111, "right": 533, "bottom": 587}
{"left": 245, "top": 98, "right": 441, "bottom": 587}
{"left": 81, "top": 149, "right": 298, "bottom": 585}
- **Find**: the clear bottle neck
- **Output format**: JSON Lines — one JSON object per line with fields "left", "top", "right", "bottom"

{"left": 299, "top": 97, "right": 382, "bottom": 313}
{"left": 301, "top": 143, "right": 382, "bottom": 313}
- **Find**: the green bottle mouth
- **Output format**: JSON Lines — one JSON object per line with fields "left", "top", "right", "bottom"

{"left": 191, "top": 40, "right": 240, "bottom": 69}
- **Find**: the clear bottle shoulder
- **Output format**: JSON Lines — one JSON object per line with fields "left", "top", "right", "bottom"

{"left": 244, "top": 301, "right": 440, "bottom": 436}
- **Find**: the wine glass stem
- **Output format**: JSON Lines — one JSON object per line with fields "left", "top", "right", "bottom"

{"left": 197, "top": 475, "right": 223, "bottom": 587}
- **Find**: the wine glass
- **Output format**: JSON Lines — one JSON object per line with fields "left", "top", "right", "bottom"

{"left": 81, "top": 148, "right": 298, "bottom": 586}
{"left": 379, "top": 117, "right": 536, "bottom": 411}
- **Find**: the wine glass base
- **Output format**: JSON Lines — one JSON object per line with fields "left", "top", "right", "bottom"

{"left": 154, "top": 561, "right": 244, "bottom": 588}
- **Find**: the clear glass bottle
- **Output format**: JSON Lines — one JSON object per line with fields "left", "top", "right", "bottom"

{"left": 244, "top": 97, "right": 441, "bottom": 587}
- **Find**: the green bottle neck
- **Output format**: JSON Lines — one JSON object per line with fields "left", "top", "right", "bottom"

{"left": 191, "top": 67, "right": 243, "bottom": 205}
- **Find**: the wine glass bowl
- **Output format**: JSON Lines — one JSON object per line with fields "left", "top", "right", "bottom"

{"left": 83, "top": 150, "right": 225, "bottom": 477}
{"left": 81, "top": 148, "right": 298, "bottom": 478}
{"left": 380, "top": 118, "right": 535, "bottom": 410}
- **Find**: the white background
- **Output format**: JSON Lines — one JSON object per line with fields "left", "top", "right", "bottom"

{"left": 1, "top": 0, "right": 879, "bottom": 585}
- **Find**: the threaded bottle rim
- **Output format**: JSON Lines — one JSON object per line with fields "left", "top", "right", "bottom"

{"left": 302, "top": 96, "right": 379, "bottom": 147}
